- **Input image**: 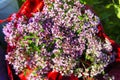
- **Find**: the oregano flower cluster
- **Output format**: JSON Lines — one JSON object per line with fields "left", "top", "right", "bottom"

{"left": 3, "top": 0, "right": 115, "bottom": 79}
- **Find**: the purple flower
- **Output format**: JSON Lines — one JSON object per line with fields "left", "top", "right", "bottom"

{"left": 3, "top": 0, "right": 115, "bottom": 79}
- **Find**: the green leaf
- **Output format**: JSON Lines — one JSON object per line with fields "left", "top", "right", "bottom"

{"left": 78, "top": 15, "right": 84, "bottom": 20}
{"left": 106, "top": 3, "right": 113, "bottom": 8}
{"left": 59, "top": 48, "right": 63, "bottom": 53}
{"left": 24, "top": 36, "right": 32, "bottom": 40}
{"left": 24, "top": 70, "right": 27, "bottom": 76}
{"left": 46, "top": 41, "right": 55, "bottom": 52}
{"left": 67, "top": 0, "right": 74, "bottom": 6}
{"left": 48, "top": 3, "right": 54, "bottom": 10}
{"left": 51, "top": 54, "right": 55, "bottom": 58}
{"left": 114, "top": 4, "right": 120, "bottom": 19}
{"left": 76, "top": 29, "right": 82, "bottom": 34}
{"left": 102, "top": 71, "right": 105, "bottom": 75}
{"left": 117, "top": 9, "right": 120, "bottom": 19}
{"left": 79, "top": 0, "right": 86, "bottom": 4}
{"left": 28, "top": 40, "right": 33, "bottom": 44}
{"left": 40, "top": 28, "right": 44, "bottom": 32}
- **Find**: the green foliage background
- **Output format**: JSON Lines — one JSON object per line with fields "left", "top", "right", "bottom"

{"left": 83, "top": 0, "right": 120, "bottom": 44}
{"left": 18, "top": 0, "right": 120, "bottom": 44}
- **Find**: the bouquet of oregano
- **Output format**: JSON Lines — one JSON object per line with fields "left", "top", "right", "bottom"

{"left": 3, "top": 0, "right": 116, "bottom": 79}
